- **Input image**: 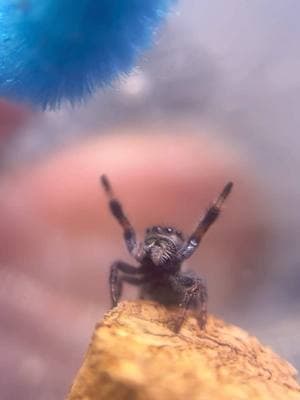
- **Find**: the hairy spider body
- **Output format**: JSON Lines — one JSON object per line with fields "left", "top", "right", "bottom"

{"left": 101, "top": 175, "right": 233, "bottom": 332}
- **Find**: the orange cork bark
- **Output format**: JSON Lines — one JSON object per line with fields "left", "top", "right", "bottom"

{"left": 66, "top": 301, "right": 300, "bottom": 400}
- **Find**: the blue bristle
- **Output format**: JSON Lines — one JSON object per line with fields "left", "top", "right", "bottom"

{"left": 0, "top": 0, "right": 175, "bottom": 109}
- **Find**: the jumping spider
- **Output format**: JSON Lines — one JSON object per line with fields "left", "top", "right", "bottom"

{"left": 101, "top": 175, "right": 233, "bottom": 332}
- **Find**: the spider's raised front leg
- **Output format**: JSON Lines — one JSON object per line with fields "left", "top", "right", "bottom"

{"left": 168, "top": 272, "right": 208, "bottom": 332}
{"left": 110, "top": 261, "right": 145, "bottom": 307}
{"left": 179, "top": 181, "right": 233, "bottom": 260}
{"left": 101, "top": 175, "right": 143, "bottom": 261}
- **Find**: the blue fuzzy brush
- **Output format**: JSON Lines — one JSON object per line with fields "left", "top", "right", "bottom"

{"left": 0, "top": 0, "right": 175, "bottom": 109}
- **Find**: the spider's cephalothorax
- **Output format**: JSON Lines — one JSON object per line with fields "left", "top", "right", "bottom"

{"left": 101, "top": 174, "right": 233, "bottom": 332}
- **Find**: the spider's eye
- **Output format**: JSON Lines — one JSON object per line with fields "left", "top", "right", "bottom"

{"left": 167, "top": 227, "right": 173, "bottom": 233}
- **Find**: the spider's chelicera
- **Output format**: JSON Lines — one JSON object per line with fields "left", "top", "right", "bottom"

{"left": 101, "top": 175, "right": 233, "bottom": 332}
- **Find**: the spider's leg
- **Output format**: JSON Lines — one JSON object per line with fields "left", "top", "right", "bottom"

{"left": 101, "top": 175, "right": 141, "bottom": 260}
{"left": 192, "top": 277, "right": 208, "bottom": 330}
{"left": 109, "top": 261, "right": 145, "bottom": 307}
{"left": 168, "top": 273, "right": 208, "bottom": 332}
{"left": 179, "top": 182, "right": 233, "bottom": 260}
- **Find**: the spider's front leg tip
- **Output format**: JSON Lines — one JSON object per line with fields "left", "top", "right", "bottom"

{"left": 100, "top": 174, "right": 111, "bottom": 193}
{"left": 222, "top": 181, "right": 234, "bottom": 199}
{"left": 100, "top": 174, "right": 113, "bottom": 197}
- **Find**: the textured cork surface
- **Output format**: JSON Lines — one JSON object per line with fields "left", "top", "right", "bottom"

{"left": 66, "top": 301, "right": 300, "bottom": 400}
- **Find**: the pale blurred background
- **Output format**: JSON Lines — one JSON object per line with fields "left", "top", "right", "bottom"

{"left": 1, "top": 1, "right": 300, "bottom": 399}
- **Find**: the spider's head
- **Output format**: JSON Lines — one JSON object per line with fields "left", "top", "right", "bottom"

{"left": 143, "top": 226, "right": 184, "bottom": 266}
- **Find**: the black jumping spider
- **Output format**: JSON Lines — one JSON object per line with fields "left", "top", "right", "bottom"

{"left": 101, "top": 175, "right": 233, "bottom": 332}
